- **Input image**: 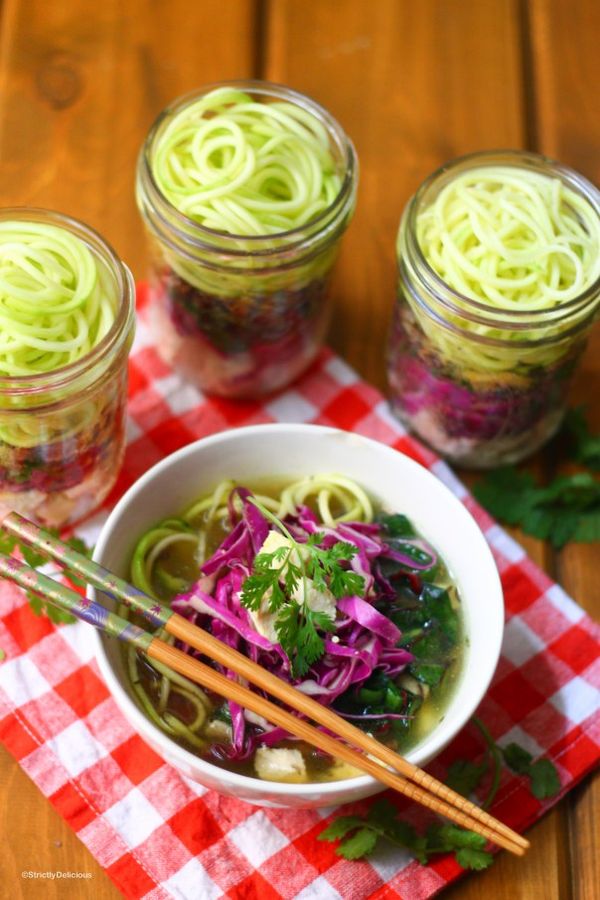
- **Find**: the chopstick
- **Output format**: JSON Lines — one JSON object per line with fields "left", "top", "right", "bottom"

{"left": 0, "top": 512, "right": 528, "bottom": 855}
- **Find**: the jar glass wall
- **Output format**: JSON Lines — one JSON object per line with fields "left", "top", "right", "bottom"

{"left": 0, "top": 209, "right": 135, "bottom": 526}
{"left": 136, "top": 81, "right": 357, "bottom": 398}
{"left": 387, "top": 151, "right": 600, "bottom": 468}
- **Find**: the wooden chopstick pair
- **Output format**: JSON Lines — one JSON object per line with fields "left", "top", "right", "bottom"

{"left": 0, "top": 510, "right": 528, "bottom": 857}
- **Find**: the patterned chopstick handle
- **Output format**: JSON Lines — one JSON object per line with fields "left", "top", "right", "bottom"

{"left": 0, "top": 554, "right": 153, "bottom": 650}
{"left": 2, "top": 511, "right": 169, "bottom": 629}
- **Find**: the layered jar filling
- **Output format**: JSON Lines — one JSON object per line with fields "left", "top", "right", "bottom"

{"left": 138, "top": 85, "right": 355, "bottom": 397}
{"left": 0, "top": 216, "right": 132, "bottom": 526}
{"left": 389, "top": 158, "right": 600, "bottom": 467}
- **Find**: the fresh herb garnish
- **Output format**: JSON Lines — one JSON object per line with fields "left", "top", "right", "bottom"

{"left": 319, "top": 798, "right": 492, "bottom": 869}
{"left": 0, "top": 529, "right": 93, "bottom": 625}
{"left": 240, "top": 498, "right": 364, "bottom": 676}
{"left": 502, "top": 743, "right": 561, "bottom": 799}
{"left": 473, "top": 407, "right": 600, "bottom": 549}
{"left": 473, "top": 467, "right": 600, "bottom": 548}
{"left": 564, "top": 406, "right": 600, "bottom": 471}
{"left": 319, "top": 717, "right": 560, "bottom": 869}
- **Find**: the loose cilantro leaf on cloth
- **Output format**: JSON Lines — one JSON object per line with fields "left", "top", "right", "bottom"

{"left": 528, "top": 760, "right": 561, "bottom": 800}
{"left": 319, "top": 719, "right": 560, "bottom": 870}
{"left": 473, "top": 467, "right": 600, "bottom": 548}
{"left": 0, "top": 527, "right": 94, "bottom": 625}
{"left": 502, "top": 743, "right": 561, "bottom": 799}
{"left": 564, "top": 406, "right": 600, "bottom": 471}
{"left": 445, "top": 759, "right": 488, "bottom": 797}
{"left": 240, "top": 498, "right": 364, "bottom": 674}
{"left": 27, "top": 593, "right": 77, "bottom": 625}
{"left": 319, "top": 799, "right": 490, "bottom": 869}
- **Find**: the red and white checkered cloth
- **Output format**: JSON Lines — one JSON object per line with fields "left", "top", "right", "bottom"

{"left": 1, "top": 288, "right": 599, "bottom": 900}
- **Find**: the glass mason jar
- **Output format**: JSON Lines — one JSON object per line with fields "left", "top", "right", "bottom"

{"left": 0, "top": 209, "right": 135, "bottom": 527}
{"left": 136, "top": 80, "right": 357, "bottom": 398}
{"left": 387, "top": 151, "right": 600, "bottom": 468}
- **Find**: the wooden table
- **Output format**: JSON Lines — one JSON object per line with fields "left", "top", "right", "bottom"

{"left": 0, "top": 1, "right": 598, "bottom": 897}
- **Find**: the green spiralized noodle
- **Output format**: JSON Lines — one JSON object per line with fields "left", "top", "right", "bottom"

{"left": 0, "top": 221, "right": 117, "bottom": 377}
{"left": 0, "top": 221, "right": 119, "bottom": 451}
{"left": 152, "top": 87, "right": 342, "bottom": 237}
{"left": 411, "top": 167, "right": 600, "bottom": 372}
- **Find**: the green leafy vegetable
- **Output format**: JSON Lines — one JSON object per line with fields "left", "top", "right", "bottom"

{"left": 502, "top": 743, "right": 561, "bottom": 799}
{"left": 0, "top": 528, "right": 94, "bottom": 625}
{"left": 0, "top": 648, "right": 6, "bottom": 662}
{"left": 239, "top": 498, "right": 364, "bottom": 676}
{"left": 564, "top": 407, "right": 600, "bottom": 471}
{"left": 319, "top": 798, "right": 490, "bottom": 869}
{"left": 319, "top": 719, "right": 560, "bottom": 870}
{"left": 376, "top": 512, "right": 416, "bottom": 538}
{"left": 473, "top": 467, "right": 600, "bottom": 548}
{"left": 274, "top": 603, "right": 336, "bottom": 677}
{"left": 445, "top": 759, "right": 488, "bottom": 797}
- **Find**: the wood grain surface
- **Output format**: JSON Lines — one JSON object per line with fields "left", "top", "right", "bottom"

{"left": 0, "top": 1, "right": 598, "bottom": 898}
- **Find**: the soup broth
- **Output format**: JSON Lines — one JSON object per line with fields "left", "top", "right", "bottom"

{"left": 123, "top": 475, "right": 464, "bottom": 783}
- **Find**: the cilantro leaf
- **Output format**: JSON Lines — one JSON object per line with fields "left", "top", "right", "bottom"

{"left": 26, "top": 591, "right": 76, "bottom": 625}
{"left": 64, "top": 535, "right": 92, "bottom": 557}
{"left": 0, "top": 530, "right": 91, "bottom": 625}
{"left": 336, "top": 828, "right": 379, "bottom": 860}
{"left": 528, "top": 759, "right": 561, "bottom": 799}
{"left": 275, "top": 603, "right": 335, "bottom": 677}
{"left": 240, "top": 498, "right": 364, "bottom": 673}
{"left": 240, "top": 549, "right": 292, "bottom": 613}
{"left": 318, "top": 816, "right": 364, "bottom": 841}
{"left": 430, "top": 825, "right": 487, "bottom": 850}
{"left": 503, "top": 743, "right": 560, "bottom": 799}
{"left": 473, "top": 468, "right": 538, "bottom": 526}
{"left": 455, "top": 847, "right": 494, "bottom": 870}
{"left": 564, "top": 407, "right": 600, "bottom": 471}
{"left": 0, "top": 532, "right": 17, "bottom": 555}
{"left": 445, "top": 759, "right": 488, "bottom": 797}
{"left": 318, "top": 721, "right": 558, "bottom": 871}
{"left": 473, "top": 467, "right": 600, "bottom": 549}
{"left": 502, "top": 743, "right": 533, "bottom": 774}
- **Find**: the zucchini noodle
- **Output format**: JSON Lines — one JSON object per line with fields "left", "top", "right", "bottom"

{"left": 152, "top": 87, "right": 342, "bottom": 236}
{"left": 417, "top": 167, "right": 600, "bottom": 311}
{"left": 0, "top": 221, "right": 116, "bottom": 377}
{"left": 411, "top": 167, "right": 600, "bottom": 372}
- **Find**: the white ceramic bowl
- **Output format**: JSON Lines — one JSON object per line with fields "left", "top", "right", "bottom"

{"left": 93, "top": 424, "right": 504, "bottom": 808}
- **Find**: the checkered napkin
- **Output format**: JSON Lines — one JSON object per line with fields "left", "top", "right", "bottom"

{"left": 1, "top": 288, "right": 599, "bottom": 900}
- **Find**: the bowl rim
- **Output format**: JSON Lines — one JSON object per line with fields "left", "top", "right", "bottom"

{"left": 92, "top": 423, "right": 504, "bottom": 798}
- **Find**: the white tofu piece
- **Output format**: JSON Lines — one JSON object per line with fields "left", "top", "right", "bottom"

{"left": 254, "top": 746, "right": 308, "bottom": 783}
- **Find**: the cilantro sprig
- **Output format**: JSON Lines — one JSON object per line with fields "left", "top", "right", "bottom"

{"left": 564, "top": 406, "right": 600, "bottom": 471}
{"left": 319, "top": 717, "right": 560, "bottom": 870}
{"left": 0, "top": 529, "right": 93, "bottom": 625}
{"left": 319, "top": 798, "right": 493, "bottom": 870}
{"left": 473, "top": 467, "right": 600, "bottom": 548}
{"left": 239, "top": 498, "right": 364, "bottom": 676}
{"left": 473, "top": 407, "right": 600, "bottom": 549}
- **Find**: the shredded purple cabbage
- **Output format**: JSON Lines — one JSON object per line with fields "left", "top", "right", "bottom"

{"left": 169, "top": 489, "right": 438, "bottom": 761}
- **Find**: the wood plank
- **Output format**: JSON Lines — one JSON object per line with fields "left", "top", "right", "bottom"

{"left": 528, "top": 3, "right": 600, "bottom": 898}
{"left": 0, "top": 1, "right": 256, "bottom": 895}
{"left": 263, "top": 0, "right": 526, "bottom": 391}
{"left": 0, "top": 0, "right": 257, "bottom": 278}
